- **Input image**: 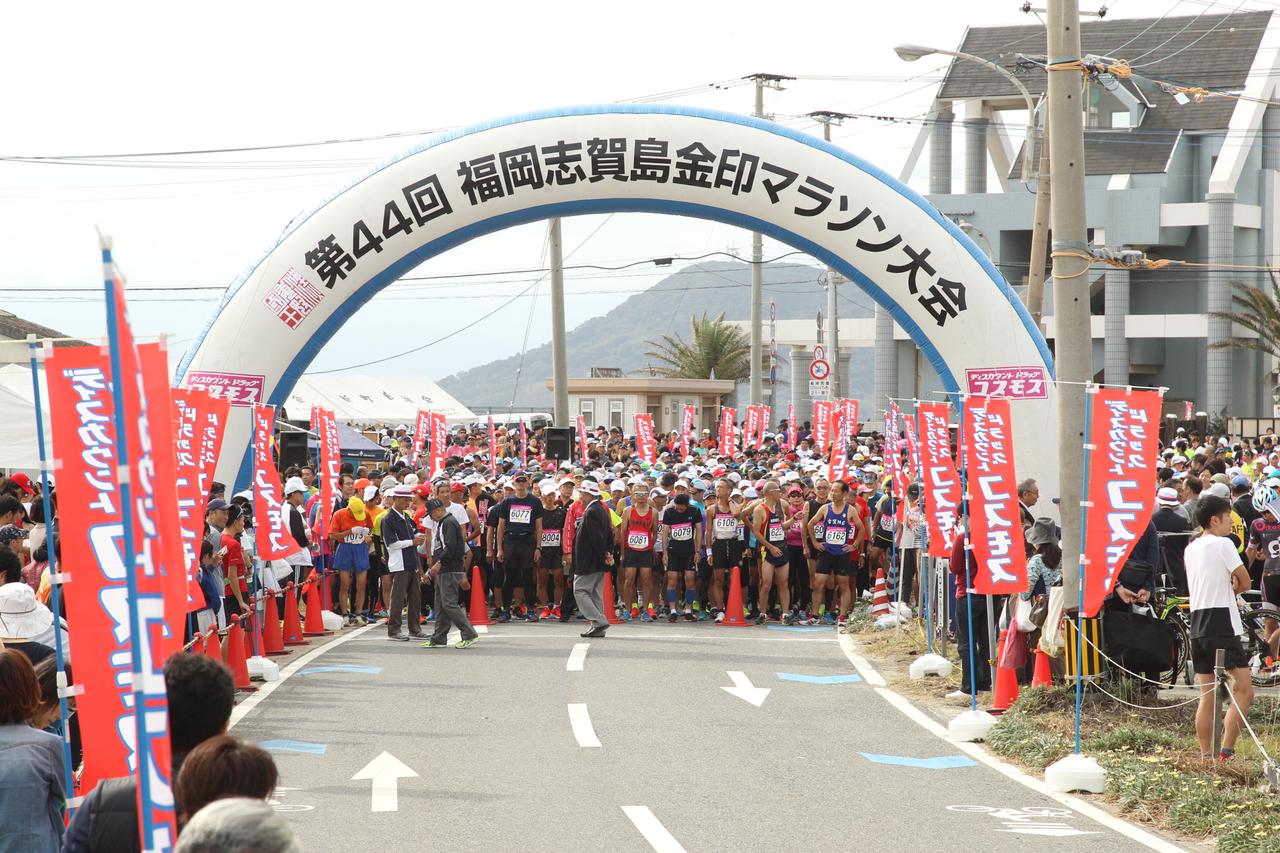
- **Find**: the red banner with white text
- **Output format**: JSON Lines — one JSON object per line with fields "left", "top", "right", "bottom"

{"left": 412, "top": 410, "right": 430, "bottom": 461}
{"left": 812, "top": 400, "right": 832, "bottom": 454}
{"left": 841, "top": 399, "right": 858, "bottom": 448}
{"left": 1083, "top": 388, "right": 1163, "bottom": 617}
{"left": 519, "top": 419, "right": 528, "bottom": 466}
{"left": 718, "top": 408, "right": 737, "bottom": 457}
{"left": 317, "top": 407, "right": 341, "bottom": 536}
{"left": 962, "top": 396, "right": 1027, "bottom": 594}
{"left": 252, "top": 405, "right": 295, "bottom": 560}
{"left": 488, "top": 415, "right": 498, "bottom": 464}
{"left": 829, "top": 411, "right": 849, "bottom": 483}
{"left": 917, "top": 402, "right": 961, "bottom": 558}
{"left": 635, "top": 413, "right": 657, "bottom": 464}
{"left": 195, "top": 395, "right": 229, "bottom": 508}
{"left": 680, "top": 404, "right": 696, "bottom": 462}
{"left": 430, "top": 412, "right": 448, "bottom": 478}
{"left": 744, "top": 406, "right": 760, "bottom": 455}
{"left": 576, "top": 415, "right": 589, "bottom": 466}
{"left": 759, "top": 405, "right": 771, "bottom": 449}
{"left": 172, "top": 388, "right": 212, "bottom": 611}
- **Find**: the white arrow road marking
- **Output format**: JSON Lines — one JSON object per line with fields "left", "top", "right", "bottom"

{"left": 622, "top": 805, "right": 688, "bottom": 853}
{"left": 351, "top": 751, "right": 418, "bottom": 813}
{"left": 567, "top": 642, "right": 590, "bottom": 671}
{"left": 721, "top": 671, "right": 770, "bottom": 707}
{"left": 568, "top": 703, "right": 601, "bottom": 748}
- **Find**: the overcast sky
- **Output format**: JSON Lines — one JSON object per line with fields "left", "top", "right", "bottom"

{"left": 1, "top": 0, "right": 1234, "bottom": 379}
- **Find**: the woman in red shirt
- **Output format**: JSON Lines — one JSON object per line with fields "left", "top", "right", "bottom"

{"left": 220, "top": 506, "right": 250, "bottom": 618}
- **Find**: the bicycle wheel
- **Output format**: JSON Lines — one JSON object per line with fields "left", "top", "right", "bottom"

{"left": 1158, "top": 615, "right": 1189, "bottom": 688}
{"left": 1237, "top": 608, "right": 1280, "bottom": 688}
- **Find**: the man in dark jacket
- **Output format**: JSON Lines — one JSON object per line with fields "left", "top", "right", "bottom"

{"left": 63, "top": 654, "right": 235, "bottom": 853}
{"left": 1153, "top": 487, "right": 1192, "bottom": 594}
{"left": 571, "top": 480, "right": 615, "bottom": 638}
{"left": 421, "top": 499, "right": 478, "bottom": 649}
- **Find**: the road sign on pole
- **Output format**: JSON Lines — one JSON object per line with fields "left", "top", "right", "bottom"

{"left": 809, "top": 379, "right": 831, "bottom": 399}
{"left": 809, "top": 359, "right": 831, "bottom": 381}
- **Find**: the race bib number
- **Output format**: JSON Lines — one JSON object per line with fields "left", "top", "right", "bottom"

{"left": 344, "top": 527, "right": 368, "bottom": 545}
{"left": 767, "top": 522, "right": 785, "bottom": 542}
{"left": 541, "top": 529, "right": 561, "bottom": 548}
{"left": 671, "top": 523, "right": 693, "bottom": 542}
{"left": 825, "top": 526, "right": 848, "bottom": 546}
{"left": 509, "top": 506, "right": 532, "bottom": 525}
{"left": 627, "top": 530, "right": 651, "bottom": 550}
{"left": 714, "top": 515, "right": 737, "bottom": 538}
{"left": 879, "top": 515, "right": 895, "bottom": 533}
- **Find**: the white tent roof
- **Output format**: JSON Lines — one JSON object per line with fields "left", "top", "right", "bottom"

{"left": 281, "top": 374, "right": 475, "bottom": 424}
{"left": 0, "top": 378, "right": 52, "bottom": 471}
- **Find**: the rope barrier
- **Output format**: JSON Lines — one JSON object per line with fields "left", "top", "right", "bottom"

{"left": 1225, "top": 684, "right": 1275, "bottom": 765}
{"left": 1092, "top": 679, "right": 1214, "bottom": 711}
{"left": 1079, "top": 630, "right": 1189, "bottom": 689}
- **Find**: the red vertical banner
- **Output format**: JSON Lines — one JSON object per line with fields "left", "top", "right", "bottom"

{"left": 1183, "top": 400, "right": 1193, "bottom": 421}
{"left": 488, "top": 415, "right": 498, "bottom": 464}
{"left": 576, "top": 415, "right": 589, "bottom": 466}
{"left": 918, "top": 402, "right": 961, "bottom": 558}
{"left": 45, "top": 347, "right": 128, "bottom": 794}
{"left": 252, "top": 405, "right": 295, "bottom": 560}
{"left": 1083, "top": 388, "right": 1163, "bottom": 616}
{"left": 903, "top": 408, "right": 922, "bottom": 482}
{"left": 759, "top": 405, "right": 771, "bottom": 449}
{"left": 887, "top": 405, "right": 910, "bottom": 500}
{"left": 430, "top": 412, "right": 448, "bottom": 478}
{"left": 718, "top": 408, "right": 737, "bottom": 456}
{"left": 107, "top": 274, "right": 178, "bottom": 851}
{"left": 962, "top": 396, "right": 1027, "bottom": 594}
{"left": 829, "top": 411, "right": 849, "bottom": 483}
{"left": 412, "top": 409, "right": 430, "bottom": 460}
{"left": 786, "top": 402, "right": 797, "bottom": 450}
{"left": 744, "top": 406, "right": 760, "bottom": 454}
{"left": 317, "top": 407, "right": 341, "bottom": 535}
{"left": 196, "top": 395, "right": 230, "bottom": 504}
{"left": 680, "top": 404, "right": 696, "bottom": 462}
{"left": 812, "top": 401, "right": 833, "bottom": 454}
{"left": 635, "top": 414, "right": 657, "bottom": 464}
{"left": 137, "top": 342, "right": 187, "bottom": 651}
{"left": 519, "top": 419, "right": 528, "bottom": 466}
{"left": 172, "top": 389, "right": 211, "bottom": 611}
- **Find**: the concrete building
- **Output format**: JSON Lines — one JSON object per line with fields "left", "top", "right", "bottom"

{"left": 766, "top": 10, "right": 1280, "bottom": 424}
{"left": 545, "top": 369, "right": 735, "bottom": 433}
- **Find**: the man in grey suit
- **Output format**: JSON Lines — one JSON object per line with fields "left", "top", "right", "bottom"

{"left": 420, "top": 498, "right": 479, "bottom": 649}
{"left": 572, "top": 480, "right": 615, "bottom": 639}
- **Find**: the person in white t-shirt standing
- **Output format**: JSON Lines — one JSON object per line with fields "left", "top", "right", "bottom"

{"left": 1185, "top": 493, "right": 1254, "bottom": 763}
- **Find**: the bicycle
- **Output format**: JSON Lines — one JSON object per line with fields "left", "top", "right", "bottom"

{"left": 1236, "top": 591, "right": 1280, "bottom": 688}
{"left": 1152, "top": 586, "right": 1192, "bottom": 687}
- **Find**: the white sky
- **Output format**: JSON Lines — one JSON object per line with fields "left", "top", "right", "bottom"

{"left": 0, "top": 0, "right": 1237, "bottom": 379}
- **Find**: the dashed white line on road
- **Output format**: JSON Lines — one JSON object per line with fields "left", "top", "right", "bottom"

{"left": 567, "top": 642, "right": 590, "bottom": 671}
{"left": 567, "top": 703, "right": 601, "bottom": 748}
{"left": 622, "top": 805, "right": 687, "bottom": 853}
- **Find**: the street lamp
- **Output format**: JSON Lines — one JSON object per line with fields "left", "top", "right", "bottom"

{"left": 894, "top": 43, "right": 1039, "bottom": 182}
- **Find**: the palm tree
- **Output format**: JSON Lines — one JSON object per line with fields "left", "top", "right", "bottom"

{"left": 1208, "top": 275, "right": 1280, "bottom": 360}
{"left": 644, "top": 313, "right": 751, "bottom": 380}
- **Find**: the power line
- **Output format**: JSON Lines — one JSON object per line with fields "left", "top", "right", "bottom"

{"left": 1132, "top": 0, "right": 1253, "bottom": 67}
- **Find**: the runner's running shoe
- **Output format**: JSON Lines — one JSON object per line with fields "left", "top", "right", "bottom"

{"left": 669, "top": 610, "right": 679, "bottom": 623}
{"left": 526, "top": 611, "right": 539, "bottom": 623}
{"left": 641, "top": 610, "right": 654, "bottom": 623}
{"left": 714, "top": 610, "right": 725, "bottom": 624}
{"left": 631, "top": 605, "right": 640, "bottom": 619}
{"left": 683, "top": 607, "right": 696, "bottom": 622}
{"left": 540, "top": 607, "right": 552, "bottom": 620}
{"left": 455, "top": 637, "right": 478, "bottom": 649}
{"left": 497, "top": 609, "right": 511, "bottom": 623}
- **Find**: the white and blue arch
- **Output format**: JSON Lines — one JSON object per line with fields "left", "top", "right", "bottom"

{"left": 176, "top": 104, "right": 1056, "bottom": 497}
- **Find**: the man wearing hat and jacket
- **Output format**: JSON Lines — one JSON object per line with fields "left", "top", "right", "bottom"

{"left": 421, "top": 498, "right": 478, "bottom": 649}
{"left": 382, "top": 486, "right": 426, "bottom": 640}
{"left": 1153, "top": 486, "right": 1192, "bottom": 594}
{"left": 572, "top": 479, "right": 615, "bottom": 638}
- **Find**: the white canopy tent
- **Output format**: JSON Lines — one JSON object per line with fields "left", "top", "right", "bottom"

{"left": 0, "top": 377, "right": 52, "bottom": 472}
{"left": 280, "top": 374, "right": 475, "bottom": 425}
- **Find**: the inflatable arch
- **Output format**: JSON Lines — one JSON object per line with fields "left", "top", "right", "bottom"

{"left": 177, "top": 104, "right": 1057, "bottom": 499}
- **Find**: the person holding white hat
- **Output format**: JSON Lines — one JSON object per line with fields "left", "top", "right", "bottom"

{"left": 382, "top": 486, "right": 426, "bottom": 641}
{"left": 282, "top": 477, "right": 313, "bottom": 594}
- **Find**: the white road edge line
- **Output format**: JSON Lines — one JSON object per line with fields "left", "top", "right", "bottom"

{"left": 567, "top": 642, "right": 590, "bottom": 672}
{"left": 567, "top": 703, "right": 602, "bottom": 748}
{"left": 837, "top": 632, "right": 1186, "bottom": 853}
{"left": 622, "top": 805, "right": 688, "bottom": 853}
{"left": 229, "top": 623, "right": 378, "bottom": 730}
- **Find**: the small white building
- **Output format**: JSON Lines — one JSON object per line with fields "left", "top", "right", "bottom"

{"left": 546, "top": 371, "right": 736, "bottom": 434}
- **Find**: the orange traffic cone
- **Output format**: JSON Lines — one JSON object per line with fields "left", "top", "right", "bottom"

{"left": 871, "top": 567, "right": 891, "bottom": 617}
{"left": 204, "top": 626, "right": 223, "bottom": 662}
{"left": 602, "top": 571, "right": 621, "bottom": 625}
{"left": 190, "top": 632, "right": 205, "bottom": 656}
{"left": 721, "top": 566, "right": 749, "bottom": 626}
{"left": 262, "top": 592, "right": 286, "bottom": 656}
{"left": 225, "top": 615, "right": 256, "bottom": 692}
{"left": 282, "top": 583, "right": 307, "bottom": 646}
{"left": 1032, "top": 647, "right": 1053, "bottom": 688}
{"left": 468, "top": 566, "right": 492, "bottom": 627}
{"left": 303, "top": 578, "right": 328, "bottom": 636}
{"left": 991, "top": 630, "right": 1021, "bottom": 711}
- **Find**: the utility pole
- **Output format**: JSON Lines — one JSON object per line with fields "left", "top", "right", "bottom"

{"left": 1047, "top": 0, "right": 1091, "bottom": 601}
{"left": 548, "top": 218, "right": 569, "bottom": 427}
{"left": 810, "top": 111, "right": 853, "bottom": 400}
{"left": 746, "top": 73, "right": 793, "bottom": 406}
{"left": 1025, "top": 126, "right": 1052, "bottom": 326}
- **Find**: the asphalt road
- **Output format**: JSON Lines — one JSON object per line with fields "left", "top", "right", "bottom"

{"left": 231, "top": 620, "right": 1185, "bottom": 852}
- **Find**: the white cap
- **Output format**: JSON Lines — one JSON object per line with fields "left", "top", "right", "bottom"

{"left": 284, "top": 476, "right": 306, "bottom": 496}
{"left": 362, "top": 485, "right": 379, "bottom": 501}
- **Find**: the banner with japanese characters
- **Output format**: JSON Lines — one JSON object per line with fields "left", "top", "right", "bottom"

{"left": 744, "top": 406, "right": 761, "bottom": 455}
{"left": 718, "top": 407, "right": 737, "bottom": 457}
{"left": 195, "top": 394, "right": 230, "bottom": 509}
{"left": 680, "top": 404, "right": 696, "bottom": 461}
{"left": 317, "top": 407, "right": 341, "bottom": 536}
{"left": 177, "top": 106, "right": 1058, "bottom": 523}
{"left": 45, "top": 346, "right": 129, "bottom": 795}
{"left": 962, "top": 396, "right": 1027, "bottom": 594}
{"left": 829, "top": 411, "right": 849, "bottom": 483}
{"left": 786, "top": 402, "right": 797, "bottom": 450}
{"left": 635, "top": 413, "right": 657, "bottom": 464}
{"left": 576, "top": 415, "right": 589, "bottom": 466}
{"left": 841, "top": 398, "right": 859, "bottom": 447}
{"left": 903, "top": 407, "right": 922, "bottom": 482}
{"left": 430, "top": 412, "right": 448, "bottom": 478}
{"left": 488, "top": 415, "right": 498, "bottom": 463}
{"left": 1183, "top": 400, "right": 1193, "bottom": 421}
{"left": 519, "top": 419, "right": 528, "bottom": 466}
{"left": 759, "top": 405, "right": 771, "bottom": 449}
{"left": 172, "top": 388, "right": 213, "bottom": 611}
{"left": 812, "top": 400, "right": 833, "bottom": 454}
{"left": 252, "top": 405, "right": 295, "bottom": 561}
{"left": 412, "top": 409, "right": 430, "bottom": 460}
{"left": 917, "top": 402, "right": 961, "bottom": 558}
{"left": 1082, "top": 388, "right": 1163, "bottom": 617}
